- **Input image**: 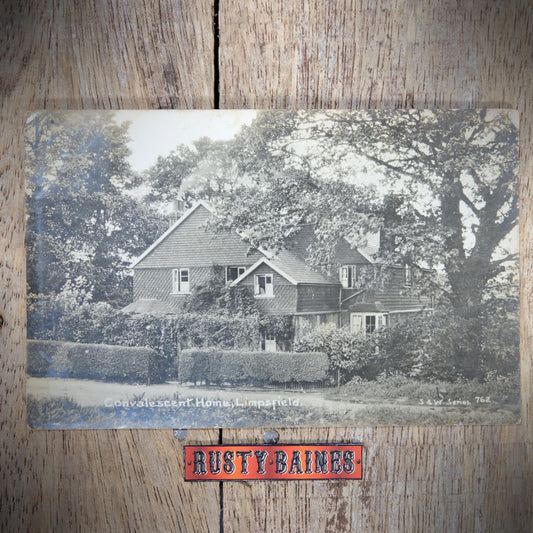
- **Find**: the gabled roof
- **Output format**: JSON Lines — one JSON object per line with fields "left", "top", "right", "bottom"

{"left": 269, "top": 249, "right": 334, "bottom": 284}
{"left": 230, "top": 249, "right": 335, "bottom": 286}
{"left": 131, "top": 201, "right": 373, "bottom": 284}
{"left": 230, "top": 257, "right": 298, "bottom": 286}
{"left": 131, "top": 200, "right": 214, "bottom": 268}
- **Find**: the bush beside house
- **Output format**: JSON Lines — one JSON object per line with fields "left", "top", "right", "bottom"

{"left": 294, "top": 311, "right": 520, "bottom": 384}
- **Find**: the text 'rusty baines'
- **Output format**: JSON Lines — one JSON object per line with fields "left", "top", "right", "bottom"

{"left": 184, "top": 444, "right": 363, "bottom": 481}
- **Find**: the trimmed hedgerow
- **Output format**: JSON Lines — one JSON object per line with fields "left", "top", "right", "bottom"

{"left": 27, "top": 339, "right": 158, "bottom": 384}
{"left": 178, "top": 348, "right": 328, "bottom": 386}
{"left": 27, "top": 339, "right": 55, "bottom": 376}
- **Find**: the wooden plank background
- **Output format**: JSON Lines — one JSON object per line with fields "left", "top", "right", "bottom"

{"left": 1, "top": 0, "right": 531, "bottom": 531}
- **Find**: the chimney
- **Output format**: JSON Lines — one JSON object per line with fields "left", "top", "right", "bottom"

{"left": 168, "top": 199, "right": 186, "bottom": 227}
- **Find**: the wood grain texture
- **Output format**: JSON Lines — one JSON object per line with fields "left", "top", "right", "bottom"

{"left": 219, "top": 1, "right": 533, "bottom": 531}
{"left": 1, "top": 0, "right": 533, "bottom": 531}
{"left": 0, "top": 1, "right": 220, "bottom": 532}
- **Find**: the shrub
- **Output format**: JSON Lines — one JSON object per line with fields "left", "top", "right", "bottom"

{"left": 294, "top": 310, "right": 520, "bottom": 385}
{"left": 294, "top": 327, "right": 381, "bottom": 384}
{"left": 48, "top": 302, "right": 268, "bottom": 380}
{"left": 55, "top": 302, "right": 262, "bottom": 350}
{"left": 178, "top": 348, "right": 328, "bottom": 386}
{"left": 27, "top": 339, "right": 159, "bottom": 384}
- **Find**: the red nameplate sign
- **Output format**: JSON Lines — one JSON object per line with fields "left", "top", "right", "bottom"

{"left": 184, "top": 444, "right": 363, "bottom": 481}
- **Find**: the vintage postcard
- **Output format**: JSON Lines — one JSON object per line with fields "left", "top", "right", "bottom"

{"left": 25, "top": 109, "right": 520, "bottom": 429}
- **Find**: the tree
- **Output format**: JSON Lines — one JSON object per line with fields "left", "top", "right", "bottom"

{"left": 144, "top": 137, "right": 243, "bottom": 205}
{"left": 208, "top": 111, "right": 384, "bottom": 268}
{"left": 144, "top": 144, "right": 198, "bottom": 203}
{"left": 202, "top": 110, "right": 518, "bottom": 379}
{"left": 26, "top": 111, "right": 165, "bottom": 310}
{"left": 320, "top": 109, "right": 519, "bottom": 321}
{"left": 212, "top": 110, "right": 518, "bottom": 321}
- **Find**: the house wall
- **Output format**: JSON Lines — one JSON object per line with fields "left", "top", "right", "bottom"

{"left": 339, "top": 266, "right": 432, "bottom": 329}
{"left": 296, "top": 284, "right": 340, "bottom": 312}
{"left": 342, "top": 267, "right": 431, "bottom": 313}
{"left": 373, "top": 267, "right": 430, "bottom": 312}
{"left": 388, "top": 310, "right": 429, "bottom": 327}
{"left": 134, "top": 266, "right": 216, "bottom": 310}
{"left": 238, "top": 263, "right": 298, "bottom": 314}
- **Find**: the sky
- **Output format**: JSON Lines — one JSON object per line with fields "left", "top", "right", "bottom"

{"left": 117, "top": 110, "right": 258, "bottom": 172}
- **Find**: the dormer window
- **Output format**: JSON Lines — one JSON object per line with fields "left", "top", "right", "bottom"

{"left": 254, "top": 274, "right": 273, "bottom": 297}
{"left": 340, "top": 265, "right": 359, "bottom": 288}
{"left": 226, "top": 266, "right": 246, "bottom": 283}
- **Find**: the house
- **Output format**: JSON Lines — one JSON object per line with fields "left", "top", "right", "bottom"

{"left": 123, "top": 201, "right": 432, "bottom": 350}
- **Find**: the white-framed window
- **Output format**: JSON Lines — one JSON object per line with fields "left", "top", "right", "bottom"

{"left": 172, "top": 268, "right": 190, "bottom": 294}
{"left": 254, "top": 274, "right": 273, "bottom": 297}
{"left": 339, "top": 265, "right": 359, "bottom": 288}
{"left": 226, "top": 266, "right": 246, "bottom": 283}
{"left": 350, "top": 313, "right": 388, "bottom": 335}
{"left": 404, "top": 264, "right": 412, "bottom": 286}
{"left": 260, "top": 331, "right": 277, "bottom": 352}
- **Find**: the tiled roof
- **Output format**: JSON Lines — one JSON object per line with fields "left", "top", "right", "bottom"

{"left": 132, "top": 202, "right": 263, "bottom": 269}
{"left": 268, "top": 250, "right": 333, "bottom": 284}
{"left": 285, "top": 224, "right": 373, "bottom": 265}
{"left": 132, "top": 201, "right": 372, "bottom": 286}
{"left": 230, "top": 254, "right": 332, "bottom": 286}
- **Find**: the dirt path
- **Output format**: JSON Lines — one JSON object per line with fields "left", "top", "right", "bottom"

{"left": 27, "top": 376, "right": 443, "bottom": 417}
{"left": 27, "top": 377, "right": 518, "bottom": 428}
{"left": 28, "top": 377, "right": 354, "bottom": 412}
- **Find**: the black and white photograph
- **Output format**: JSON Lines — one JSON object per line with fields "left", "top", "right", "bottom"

{"left": 25, "top": 109, "right": 520, "bottom": 429}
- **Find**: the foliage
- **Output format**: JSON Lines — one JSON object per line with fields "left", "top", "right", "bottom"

{"left": 25, "top": 111, "right": 165, "bottom": 308}
{"left": 294, "top": 310, "right": 519, "bottom": 383}
{"left": 182, "top": 266, "right": 259, "bottom": 317}
{"left": 407, "top": 310, "right": 519, "bottom": 381}
{"left": 27, "top": 395, "right": 326, "bottom": 430}
{"left": 144, "top": 144, "right": 198, "bottom": 203}
{"left": 178, "top": 348, "right": 328, "bottom": 386}
{"left": 338, "top": 372, "right": 520, "bottom": 407}
{"left": 145, "top": 137, "right": 243, "bottom": 204}
{"left": 200, "top": 111, "right": 518, "bottom": 375}
{"left": 294, "top": 326, "right": 380, "bottom": 384}
{"left": 29, "top": 299, "right": 273, "bottom": 380}
{"left": 27, "top": 339, "right": 55, "bottom": 376}
{"left": 237, "top": 110, "right": 519, "bottom": 320}
{"left": 27, "top": 369, "right": 520, "bottom": 429}
{"left": 27, "top": 339, "right": 158, "bottom": 383}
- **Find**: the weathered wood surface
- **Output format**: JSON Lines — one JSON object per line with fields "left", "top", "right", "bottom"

{"left": 0, "top": 2, "right": 220, "bottom": 533}
{"left": 0, "top": 0, "right": 532, "bottom": 532}
{"left": 219, "top": 1, "right": 533, "bottom": 532}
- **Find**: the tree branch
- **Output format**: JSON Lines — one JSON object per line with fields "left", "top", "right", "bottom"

{"left": 490, "top": 253, "right": 518, "bottom": 267}
{"left": 459, "top": 190, "right": 480, "bottom": 216}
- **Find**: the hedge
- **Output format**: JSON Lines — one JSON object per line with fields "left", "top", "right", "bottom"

{"left": 178, "top": 348, "right": 328, "bottom": 385}
{"left": 27, "top": 339, "right": 55, "bottom": 377}
{"left": 27, "top": 339, "right": 158, "bottom": 384}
